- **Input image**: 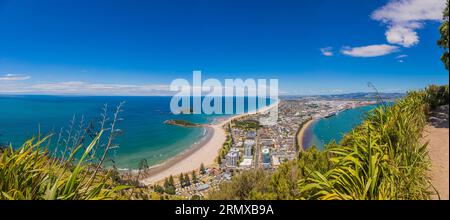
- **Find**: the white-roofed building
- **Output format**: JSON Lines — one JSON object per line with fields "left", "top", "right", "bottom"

{"left": 225, "top": 148, "right": 240, "bottom": 167}
{"left": 239, "top": 158, "right": 253, "bottom": 169}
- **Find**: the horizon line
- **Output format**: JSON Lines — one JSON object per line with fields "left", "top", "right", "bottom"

{"left": 0, "top": 91, "right": 407, "bottom": 98}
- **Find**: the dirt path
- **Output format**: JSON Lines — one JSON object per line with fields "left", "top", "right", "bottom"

{"left": 424, "top": 105, "right": 449, "bottom": 200}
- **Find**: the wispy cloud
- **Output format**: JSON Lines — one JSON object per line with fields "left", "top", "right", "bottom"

{"left": 341, "top": 44, "right": 399, "bottom": 57}
{"left": 0, "top": 81, "right": 172, "bottom": 96}
{"left": 395, "top": 54, "right": 408, "bottom": 62}
{"left": 30, "top": 81, "right": 172, "bottom": 95}
{"left": 371, "top": 0, "right": 446, "bottom": 47}
{"left": 329, "top": 89, "right": 345, "bottom": 94}
{"left": 0, "top": 74, "right": 31, "bottom": 81}
{"left": 320, "top": 47, "right": 334, "bottom": 56}
{"left": 0, "top": 80, "right": 281, "bottom": 96}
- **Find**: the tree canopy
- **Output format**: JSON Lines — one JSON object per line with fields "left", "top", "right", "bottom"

{"left": 438, "top": 0, "right": 449, "bottom": 70}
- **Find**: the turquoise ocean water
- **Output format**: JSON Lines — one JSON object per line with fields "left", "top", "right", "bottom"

{"left": 302, "top": 105, "right": 378, "bottom": 150}
{"left": 0, "top": 95, "right": 272, "bottom": 168}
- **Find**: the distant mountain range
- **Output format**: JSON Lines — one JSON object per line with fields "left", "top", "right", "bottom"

{"left": 281, "top": 92, "right": 405, "bottom": 101}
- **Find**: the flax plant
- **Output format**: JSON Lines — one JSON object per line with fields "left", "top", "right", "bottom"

{"left": 299, "top": 90, "right": 433, "bottom": 200}
{"left": 0, "top": 101, "right": 130, "bottom": 200}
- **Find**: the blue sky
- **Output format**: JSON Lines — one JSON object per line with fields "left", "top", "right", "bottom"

{"left": 0, "top": 0, "right": 448, "bottom": 95}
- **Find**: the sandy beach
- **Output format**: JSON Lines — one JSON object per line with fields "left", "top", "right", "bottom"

{"left": 296, "top": 119, "right": 315, "bottom": 150}
{"left": 140, "top": 102, "right": 279, "bottom": 185}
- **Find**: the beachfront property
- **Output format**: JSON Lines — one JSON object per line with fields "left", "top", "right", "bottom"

{"left": 243, "top": 139, "right": 254, "bottom": 158}
{"left": 131, "top": 96, "right": 382, "bottom": 199}
{"left": 225, "top": 148, "right": 240, "bottom": 167}
{"left": 215, "top": 98, "right": 378, "bottom": 173}
{"left": 152, "top": 97, "right": 385, "bottom": 199}
{"left": 0, "top": 0, "right": 447, "bottom": 203}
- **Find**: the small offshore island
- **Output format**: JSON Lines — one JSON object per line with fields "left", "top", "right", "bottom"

{"left": 164, "top": 119, "right": 202, "bottom": 127}
{"left": 0, "top": 0, "right": 448, "bottom": 203}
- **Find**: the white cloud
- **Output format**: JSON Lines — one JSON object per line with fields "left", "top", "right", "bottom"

{"left": 396, "top": 54, "right": 408, "bottom": 62}
{"left": 0, "top": 74, "right": 31, "bottom": 81}
{"left": 0, "top": 81, "right": 172, "bottom": 96}
{"left": 0, "top": 80, "right": 280, "bottom": 96}
{"left": 330, "top": 89, "right": 345, "bottom": 94}
{"left": 31, "top": 81, "right": 172, "bottom": 95}
{"left": 371, "top": 0, "right": 444, "bottom": 23}
{"left": 320, "top": 47, "right": 334, "bottom": 56}
{"left": 385, "top": 25, "right": 420, "bottom": 47}
{"left": 371, "top": 0, "right": 446, "bottom": 47}
{"left": 341, "top": 44, "right": 399, "bottom": 57}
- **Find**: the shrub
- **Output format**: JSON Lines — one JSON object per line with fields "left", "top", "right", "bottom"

{"left": 212, "top": 87, "right": 436, "bottom": 200}
{"left": 165, "top": 186, "right": 176, "bottom": 195}
{"left": 425, "top": 84, "right": 449, "bottom": 109}
{"left": 0, "top": 132, "right": 129, "bottom": 200}
{"left": 208, "top": 169, "right": 275, "bottom": 200}
{"left": 298, "top": 90, "right": 432, "bottom": 200}
{"left": 153, "top": 185, "right": 165, "bottom": 194}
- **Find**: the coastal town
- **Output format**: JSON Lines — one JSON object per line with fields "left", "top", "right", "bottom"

{"left": 143, "top": 97, "right": 378, "bottom": 199}
{"left": 1, "top": 0, "right": 447, "bottom": 205}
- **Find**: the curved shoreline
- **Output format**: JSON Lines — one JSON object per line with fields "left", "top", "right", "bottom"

{"left": 297, "top": 104, "right": 378, "bottom": 151}
{"left": 140, "top": 102, "right": 279, "bottom": 185}
{"left": 139, "top": 125, "right": 216, "bottom": 184}
{"left": 296, "top": 119, "right": 315, "bottom": 150}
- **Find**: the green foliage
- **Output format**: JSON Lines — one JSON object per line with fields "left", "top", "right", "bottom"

{"left": 438, "top": 0, "right": 449, "bottom": 70}
{"left": 299, "top": 90, "right": 432, "bottom": 200}
{"left": 234, "top": 120, "right": 261, "bottom": 130}
{"left": 212, "top": 86, "right": 437, "bottom": 200}
{"left": 185, "top": 174, "right": 191, "bottom": 186}
{"left": 209, "top": 146, "right": 331, "bottom": 200}
{"left": 160, "top": 175, "right": 177, "bottom": 195}
{"left": 217, "top": 135, "right": 232, "bottom": 164}
{"left": 179, "top": 173, "right": 184, "bottom": 188}
{"left": 192, "top": 171, "right": 198, "bottom": 184}
{"left": 153, "top": 185, "right": 165, "bottom": 194}
{"left": 208, "top": 170, "right": 276, "bottom": 200}
{"left": 425, "top": 84, "right": 449, "bottom": 109}
{"left": 169, "top": 175, "right": 175, "bottom": 186}
{"left": 177, "top": 172, "right": 191, "bottom": 188}
{"left": 200, "top": 163, "right": 206, "bottom": 175}
{"left": 0, "top": 132, "right": 129, "bottom": 200}
{"left": 270, "top": 146, "right": 331, "bottom": 199}
{"left": 2, "top": 86, "right": 440, "bottom": 200}
{"left": 164, "top": 186, "right": 176, "bottom": 195}
{"left": 0, "top": 102, "right": 177, "bottom": 200}
{"left": 165, "top": 119, "right": 200, "bottom": 127}
{"left": 190, "top": 194, "right": 202, "bottom": 200}
{"left": 164, "top": 178, "right": 170, "bottom": 189}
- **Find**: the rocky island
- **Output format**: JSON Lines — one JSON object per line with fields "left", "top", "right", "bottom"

{"left": 164, "top": 119, "right": 202, "bottom": 127}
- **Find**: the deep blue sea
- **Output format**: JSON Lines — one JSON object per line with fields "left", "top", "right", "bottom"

{"left": 302, "top": 105, "right": 379, "bottom": 150}
{"left": 0, "top": 95, "right": 272, "bottom": 168}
